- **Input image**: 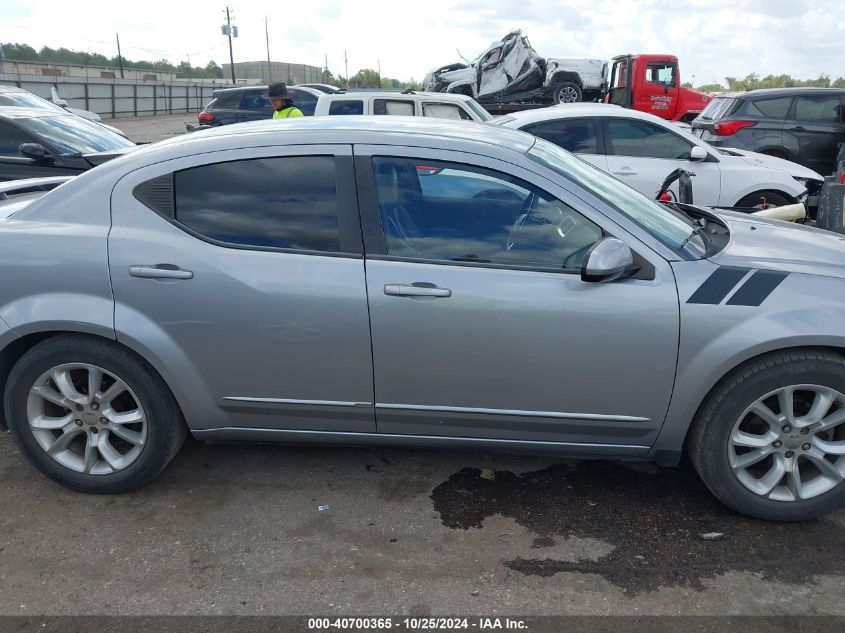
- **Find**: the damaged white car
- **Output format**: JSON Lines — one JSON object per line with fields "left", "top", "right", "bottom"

{"left": 422, "top": 30, "right": 606, "bottom": 105}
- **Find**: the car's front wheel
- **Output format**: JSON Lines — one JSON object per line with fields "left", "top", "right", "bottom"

{"left": 4, "top": 335, "right": 186, "bottom": 493}
{"left": 689, "top": 349, "right": 845, "bottom": 520}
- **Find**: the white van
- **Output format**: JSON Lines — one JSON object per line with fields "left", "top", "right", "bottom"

{"left": 314, "top": 91, "right": 493, "bottom": 122}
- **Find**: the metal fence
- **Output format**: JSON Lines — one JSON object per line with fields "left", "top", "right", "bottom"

{"left": 0, "top": 74, "right": 238, "bottom": 119}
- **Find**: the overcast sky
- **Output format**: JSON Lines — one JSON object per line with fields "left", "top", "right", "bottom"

{"left": 4, "top": 0, "right": 844, "bottom": 85}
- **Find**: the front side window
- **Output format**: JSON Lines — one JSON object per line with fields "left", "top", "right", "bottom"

{"left": 173, "top": 156, "right": 340, "bottom": 252}
{"left": 607, "top": 118, "right": 692, "bottom": 160}
{"left": 373, "top": 100, "right": 415, "bottom": 116}
{"left": 646, "top": 63, "right": 676, "bottom": 87}
{"left": 0, "top": 121, "right": 33, "bottom": 156}
{"left": 793, "top": 95, "right": 841, "bottom": 123}
{"left": 371, "top": 157, "right": 602, "bottom": 271}
{"left": 534, "top": 118, "right": 599, "bottom": 154}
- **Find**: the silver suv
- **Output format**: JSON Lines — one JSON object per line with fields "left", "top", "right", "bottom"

{"left": 0, "top": 117, "right": 844, "bottom": 521}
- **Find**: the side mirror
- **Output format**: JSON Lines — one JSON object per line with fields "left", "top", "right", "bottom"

{"left": 18, "top": 143, "right": 53, "bottom": 161}
{"left": 689, "top": 146, "right": 708, "bottom": 161}
{"left": 581, "top": 237, "right": 636, "bottom": 283}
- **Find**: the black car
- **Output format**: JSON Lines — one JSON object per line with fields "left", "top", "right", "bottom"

{"left": 197, "top": 85, "right": 323, "bottom": 126}
{"left": 294, "top": 83, "right": 342, "bottom": 94}
{"left": 0, "top": 107, "right": 136, "bottom": 182}
{"left": 691, "top": 88, "right": 845, "bottom": 176}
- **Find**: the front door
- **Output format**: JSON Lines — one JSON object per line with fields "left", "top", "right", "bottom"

{"left": 787, "top": 93, "right": 845, "bottom": 176}
{"left": 603, "top": 117, "right": 722, "bottom": 205}
{"left": 636, "top": 61, "right": 680, "bottom": 119}
{"left": 109, "top": 145, "right": 375, "bottom": 433}
{"left": 355, "top": 146, "right": 680, "bottom": 449}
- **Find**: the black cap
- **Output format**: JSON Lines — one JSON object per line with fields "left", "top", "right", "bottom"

{"left": 266, "top": 81, "right": 291, "bottom": 99}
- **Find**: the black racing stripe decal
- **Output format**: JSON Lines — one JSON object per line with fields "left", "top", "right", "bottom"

{"left": 687, "top": 266, "right": 751, "bottom": 304}
{"left": 726, "top": 270, "right": 789, "bottom": 306}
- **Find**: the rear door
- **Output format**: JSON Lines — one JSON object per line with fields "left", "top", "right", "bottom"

{"left": 603, "top": 117, "right": 722, "bottom": 205}
{"left": 786, "top": 93, "right": 844, "bottom": 175}
{"left": 109, "top": 145, "right": 375, "bottom": 433}
{"left": 355, "top": 145, "right": 680, "bottom": 451}
{"left": 235, "top": 89, "right": 273, "bottom": 123}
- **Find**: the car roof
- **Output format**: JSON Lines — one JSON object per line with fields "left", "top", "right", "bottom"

{"left": 492, "top": 103, "right": 667, "bottom": 126}
{"left": 137, "top": 115, "right": 536, "bottom": 156}
{"left": 212, "top": 85, "right": 322, "bottom": 97}
{"left": 319, "top": 91, "right": 473, "bottom": 102}
{"left": 721, "top": 87, "right": 845, "bottom": 100}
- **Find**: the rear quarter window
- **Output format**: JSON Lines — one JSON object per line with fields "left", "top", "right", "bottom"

{"left": 744, "top": 97, "right": 792, "bottom": 119}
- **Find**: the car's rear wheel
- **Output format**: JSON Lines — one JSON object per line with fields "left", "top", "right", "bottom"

{"left": 4, "top": 335, "right": 186, "bottom": 493}
{"left": 735, "top": 190, "right": 791, "bottom": 209}
{"left": 553, "top": 81, "right": 582, "bottom": 104}
{"left": 689, "top": 349, "right": 845, "bottom": 520}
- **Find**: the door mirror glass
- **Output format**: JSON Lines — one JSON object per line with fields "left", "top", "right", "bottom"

{"left": 18, "top": 143, "right": 52, "bottom": 161}
{"left": 581, "top": 237, "right": 636, "bottom": 283}
{"left": 689, "top": 146, "right": 708, "bottom": 161}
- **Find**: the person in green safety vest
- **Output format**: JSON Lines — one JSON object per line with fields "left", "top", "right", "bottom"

{"left": 266, "top": 82, "right": 303, "bottom": 119}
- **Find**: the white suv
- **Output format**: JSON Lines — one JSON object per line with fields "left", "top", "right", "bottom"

{"left": 314, "top": 91, "right": 493, "bottom": 122}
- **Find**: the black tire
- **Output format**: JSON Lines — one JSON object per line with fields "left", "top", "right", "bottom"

{"left": 553, "top": 81, "right": 582, "bottom": 104}
{"left": 4, "top": 335, "right": 187, "bottom": 493}
{"left": 734, "top": 190, "right": 792, "bottom": 209}
{"left": 688, "top": 349, "right": 845, "bottom": 521}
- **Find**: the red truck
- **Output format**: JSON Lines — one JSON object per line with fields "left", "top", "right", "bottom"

{"left": 606, "top": 54, "right": 712, "bottom": 122}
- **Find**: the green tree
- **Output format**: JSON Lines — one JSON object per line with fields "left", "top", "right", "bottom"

{"left": 695, "top": 83, "right": 726, "bottom": 93}
{"left": 349, "top": 68, "right": 381, "bottom": 88}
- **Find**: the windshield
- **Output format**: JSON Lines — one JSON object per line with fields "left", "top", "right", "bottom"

{"left": 0, "top": 91, "right": 64, "bottom": 112}
{"left": 16, "top": 115, "right": 135, "bottom": 154}
{"left": 464, "top": 98, "right": 493, "bottom": 121}
{"left": 527, "top": 138, "right": 706, "bottom": 259}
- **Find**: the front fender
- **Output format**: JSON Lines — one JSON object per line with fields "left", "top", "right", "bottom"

{"left": 652, "top": 262, "right": 845, "bottom": 458}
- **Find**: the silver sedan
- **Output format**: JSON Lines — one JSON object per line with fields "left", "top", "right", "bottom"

{"left": 0, "top": 117, "right": 843, "bottom": 521}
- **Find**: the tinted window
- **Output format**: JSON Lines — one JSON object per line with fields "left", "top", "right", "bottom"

{"left": 746, "top": 97, "right": 792, "bottom": 119}
{"left": 372, "top": 157, "right": 602, "bottom": 271}
{"left": 698, "top": 97, "right": 738, "bottom": 121}
{"left": 16, "top": 115, "right": 134, "bottom": 154}
{"left": 0, "top": 91, "right": 62, "bottom": 112}
{"left": 534, "top": 118, "right": 598, "bottom": 154}
{"left": 238, "top": 91, "right": 270, "bottom": 111}
{"left": 328, "top": 100, "right": 363, "bottom": 115}
{"left": 173, "top": 156, "right": 340, "bottom": 252}
{"left": 290, "top": 89, "right": 317, "bottom": 116}
{"left": 607, "top": 118, "right": 692, "bottom": 159}
{"left": 422, "top": 102, "right": 472, "bottom": 120}
{"left": 373, "top": 99, "right": 415, "bottom": 116}
{"left": 212, "top": 93, "right": 239, "bottom": 109}
{"left": 0, "top": 120, "right": 32, "bottom": 156}
{"left": 793, "top": 95, "right": 841, "bottom": 123}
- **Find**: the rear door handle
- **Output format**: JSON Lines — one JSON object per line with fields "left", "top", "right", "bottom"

{"left": 788, "top": 126, "right": 806, "bottom": 132}
{"left": 612, "top": 168, "right": 638, "bottom": 176}
{"left": 384, "top": 283, "right": 452, "bottom": 298}
{"left": 129, "top": 265, "right": 194, "bottom": 280}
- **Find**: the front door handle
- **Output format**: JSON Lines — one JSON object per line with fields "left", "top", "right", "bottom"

{"left": 129, "top": 265, "right": 194, "bottom": 280}
{"left": 384, "top": 283, "right": 452, "bottom": 298}
{"left": 788, "top": 126, "right": 806, "bottom": 132}
{"left": 612, "top": 168, "right": 638, "bottom": 176}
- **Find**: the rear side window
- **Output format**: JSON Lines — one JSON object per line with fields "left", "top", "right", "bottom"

{"left": 373, "top": 99, "right": 415, "bottom": 116}
{"left": 422, "top": 102, "right": 472, "bottom": 120}
{"left": 328, "top": 100, "right": 363, "bottom": 115}
{"left": 698, "top": 97, "right": 737, "bottom": 121}
{"left": 533, "top": 118, "right": 599, "bottom": 154}
{"left": 290, "top": 89, "right": 317, "bottom": 116}
{"left": 212, "top": 93, "right": 239, "bottom": 109}
{"left": 238, "top": 91, "right": 270, "bottom": 111}
{"left": 745, "top": 97, "right": 792, "bottom": 119}
{"left": 0, "top": 120, "right": 32, "bottom": 156}
{"left": 793, "top": 95, "right": 841, "bottom": 123}
{"left": 173, "top": 156, "right": 340, "bottom": 252}
{"left": 607, "top": 118, "right": 692, "bottom": 160}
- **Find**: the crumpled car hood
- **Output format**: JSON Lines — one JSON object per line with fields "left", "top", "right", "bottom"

{"left": 722, "top": 147, "right": 823, "bottom": 181}
{"left": 710, "top": 209, "right": 845, "bottom": 279}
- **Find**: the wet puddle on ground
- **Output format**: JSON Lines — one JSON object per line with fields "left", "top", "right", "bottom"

{"left": 430, "top": 461, "right": 844, "bottom": 593}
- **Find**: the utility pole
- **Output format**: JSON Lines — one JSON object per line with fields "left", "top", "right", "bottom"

{"left": 344, "top": 50, "right": 348, "bottom": 87}
{"left": 264, "top": 15, "right": 271, "bottom": 82}
{"left": 324, "top": 53, "right": 329, "bottom": 83}
{"left": 377, "top": 59, "right": 381, "bottom": 88}
{"left": 224, "top": 6, "right": 236, "bottom": 84}
{"left": 115, "top": 33, "right": 124, "bottom": 79}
